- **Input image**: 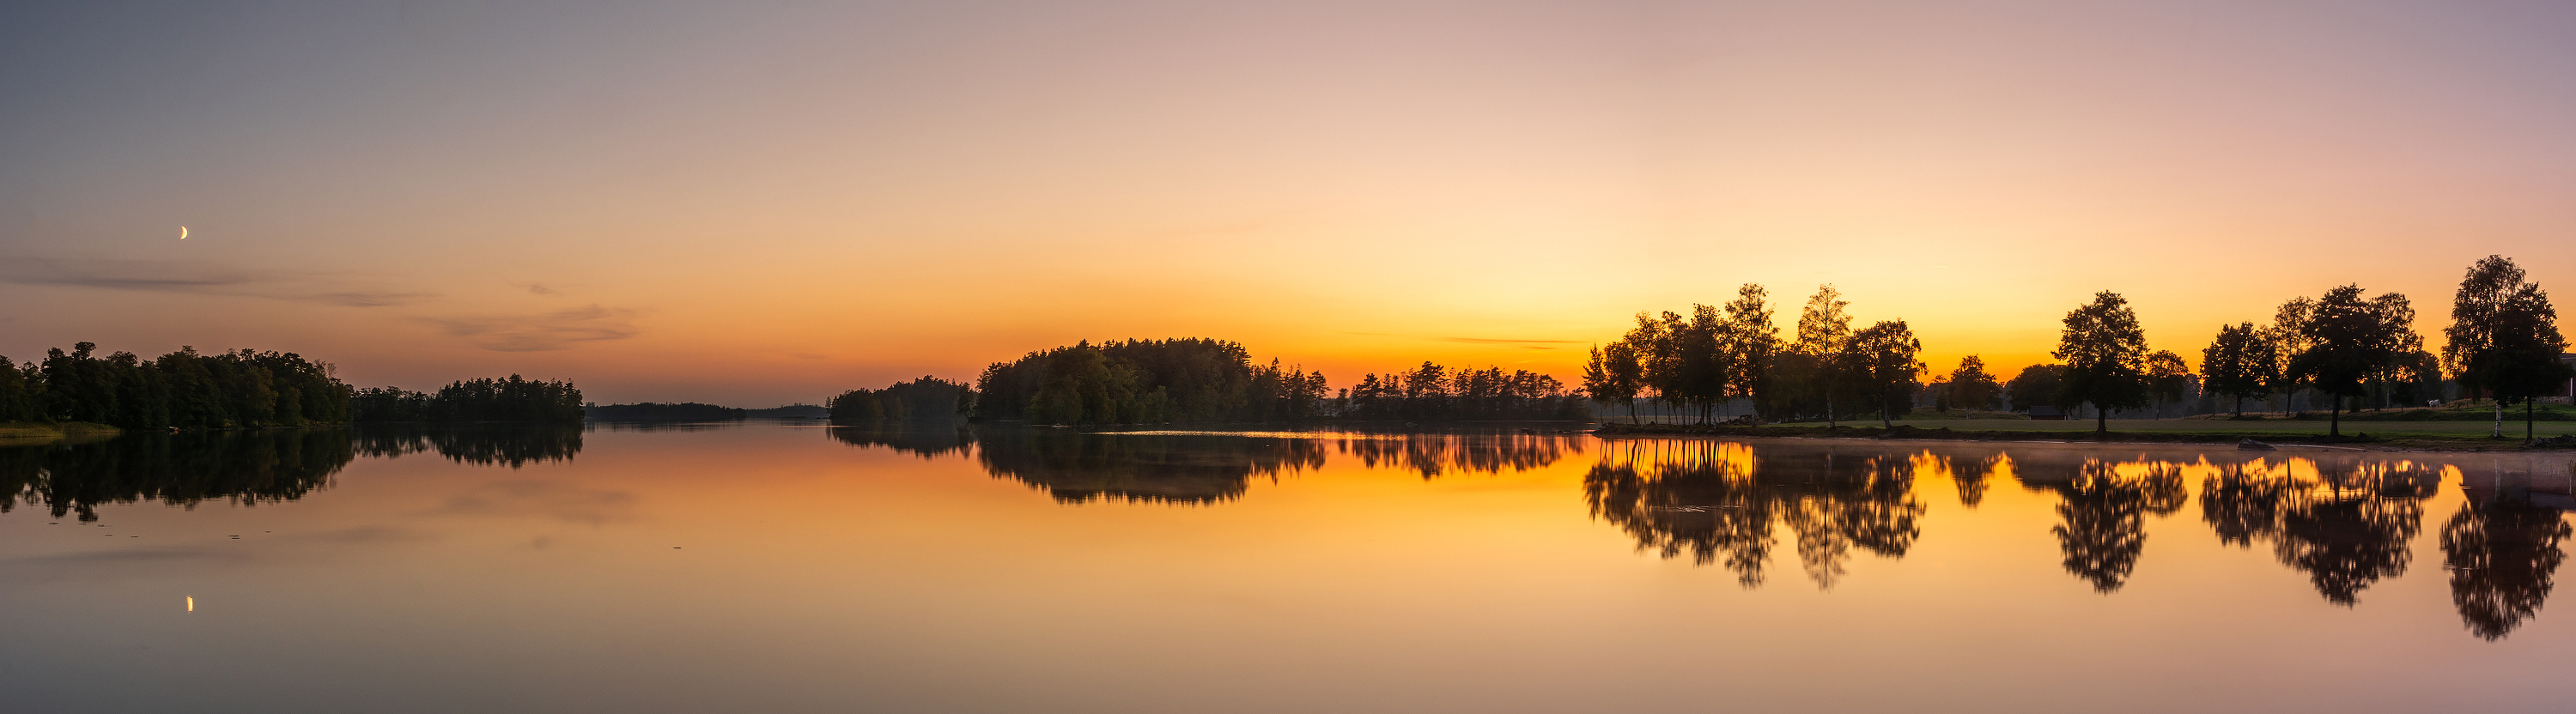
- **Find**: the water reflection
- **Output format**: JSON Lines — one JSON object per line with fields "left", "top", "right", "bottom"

{"left": 2445, "top": 465, "right": 2576, "bottom": 639}
{"left": 827, "top": 425, "right": 974, "bottom": 458}
{"left": 1583, "top": 441, "right": 1924, "bottom": 589}
{"left": 2022, "top": 460, "right": 2187, "bottom": 593}
{"left": 0, "top": 428, "right": 355, "bottom": 521}
{"left": 2197, "top": 458, "right": 2437, "bottom": 605}
{"left": 830, "top": 426, "right": 1583, "bottom": 505}
{"left": 354, "top": 424, "right": 584, "bottom": 468}
{"left": 0, "top": 426, "right": 586, "bottom": 521}
{"left": 975, "top": 432, "right": 1325, "bottom": 505}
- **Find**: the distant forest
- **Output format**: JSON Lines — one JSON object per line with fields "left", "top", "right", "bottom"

{"left": 0, "top": 342, "right": 348, "bottom": 428}
{"left": 585, "top": 402, "right": 744, "bottom": 421}
{"left": 350, "top": 376, "right": 585, "bottom": 423}
{"left": 825, "top": 338, "right": 1585, "bottom": 426}
{"left": 0, "top": 342, "right": 583, "bottom": 428}
{"left": 829, "top": 378, "right": 969, "bottom": 421}
{"left": 971, "top": 339, "right": 1327, "bottom": 425}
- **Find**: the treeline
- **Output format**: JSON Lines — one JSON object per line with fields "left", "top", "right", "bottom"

{"left": 828, "top": 377, "right": 969, "bottom": 421}
{"left": 585, "top": 402, "right": 744, "bottom": 421}
{"left": 0, "top": 342, "right": 349, "bottom": 428}
{"left": 832, "top": 338, "right": 1594, "bottom": 426}
{"left": 1586, "top": 254, "right": 2573, "bottom": 438}
{"left": 971, "top": 339, "right": 1327, "bottom": 425}
{"left": 350, "top": 376, "right": 585, "bottom": 423}
{"left": 1341, "top": 362, "right": 1588, "bottom": 421}
{"left": 1582, "top": 284, "right": 1927, "bottom": 427}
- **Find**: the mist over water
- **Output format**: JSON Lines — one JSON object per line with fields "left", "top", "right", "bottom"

{"left": 3, "top": 423, "right": 2571, "bottom": 712}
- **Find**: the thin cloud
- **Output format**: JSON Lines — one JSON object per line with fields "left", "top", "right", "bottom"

{"left": 421, "top": 305, "right": 641, "bottom": 352}
{"left": 0, "top": 257, "right": 433, "bottom": 306}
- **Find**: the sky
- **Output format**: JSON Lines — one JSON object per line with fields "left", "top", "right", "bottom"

{"left": 4, "top": 0, "right": 2574, "bottom": 406}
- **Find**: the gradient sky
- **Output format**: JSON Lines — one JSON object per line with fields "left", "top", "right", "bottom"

{"left": 5, "top": 0, "right": 2573, "bottom": 405}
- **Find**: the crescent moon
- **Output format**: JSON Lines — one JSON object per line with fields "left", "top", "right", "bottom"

{"left": 179, "top": 226, "right": 188, "bottom": 239}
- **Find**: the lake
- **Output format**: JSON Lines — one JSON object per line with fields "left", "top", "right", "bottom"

{"left": 3, "top": 422, "right": 2571, "bottom": 713}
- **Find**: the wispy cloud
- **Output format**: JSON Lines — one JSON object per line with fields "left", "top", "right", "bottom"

{"left": 0, "top": 257, "right": 434, "bottom": 306}
{"left": 421, "top": 305, "right": 641, "bottom": 352}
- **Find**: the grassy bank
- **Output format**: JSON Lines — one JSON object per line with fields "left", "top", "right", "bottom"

{"left": 0, "top": 422, "right": 123, "bottom": 445}
{"left": 1594, "top": 420, "right": 2576, "bottom": 451}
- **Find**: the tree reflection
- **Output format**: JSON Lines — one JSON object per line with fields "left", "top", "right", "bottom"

{"left": 1334, "top": 433, "right": 1583, "bottom": 478}
{"left": 353, "top": 424, "right": 583, "bottom": 468}
{"left": 1922, "top": 450, "right": 2000, "bottom": 509}
{"left": 827, "top": 424, "right": 975, "bottom": 458}
{"left": 2020, "top": 457, "right": 2186, "bottom": 593}
{"left": 2443, "top": 470, "right": 2573, "bottom": 640}
{"left": 0, "top": 428, "right": 355, "bottom": 521}
{"left": 971, "top": 431, "right": 1327, "bottom": 505}
{"left": 2196, "top": 457, "right": 2435, "bottom": 605}
{"left": 1583, "top": 441, "right": 1923, "bottom": 590}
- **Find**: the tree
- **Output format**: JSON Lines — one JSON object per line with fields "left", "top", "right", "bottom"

{"left": 2287, "top": 285, "right": 2386, "bottom": 437}
{"left": 2202, "top": 323, "right": 2275, "bottom": 417}
{"left": 1794, "top": 285, "right": 1855, "bottom": 427}
{"left": 2270, "top": 297, "right": 2315, "bottom": 414}
{"left": 1605, "top": 340, "right": 1644, "bottom": 423}
{"left": 2446, "top": 255, "right": 2519, "bottom": 435}
{"left": 1720, "top": 283, "right": 1778, "bottom": 422}
{"left": 2364, "top": 292, "right": 2423, "bottom": 410}
{"left": 1945, "top": 355, "right": 2001, "bottom": 412}
{"left": 2054, "top": 291, "right": 2153, "bottom": 435}
{"left": 2489, "top": 283, "right": 2573, "bottom": 442}
{"left": 1628, "top": 312, "right": 1677, "bottom": 421}
{"left": 2008, "top": 364, "right": 2068, "bottom": 414}
{"left": 2144, "top": 350, "right": 2192, "bottom": 415}
{"left": 1846, "top": 320, "right": 1924, "bottom": 428}
{"left": 2446, "top": 256, "right": 2573, "bottom": 440}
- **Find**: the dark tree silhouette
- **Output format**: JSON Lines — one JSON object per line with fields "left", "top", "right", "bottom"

{"left": 2202, "top": 323, "right": 2276, "bottom": 416}
{"left": 1846, "top": 320, "right": 1924, "bottom": 428}
{"left": 2053, "top": 292, "right": 2153, "bottom": 434}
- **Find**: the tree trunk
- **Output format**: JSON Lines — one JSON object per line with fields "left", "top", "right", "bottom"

{"left": 2494, "top": 401, "right": 2505, "bottom": 439}
{"left": 2527, "top": 401, "right": 2536, "bottom": 444}
{"left": 2095, "top": 402, "right": 2107, "bottom": 435}
{"left": 1826, "top": 394, "right": 1836, "bottom": 429}
{"left": 2330, "top": 394, "right": 2342, "bottom": 437}
{"left": 2233, "top": 395, "right": 2244, "bottom": 417}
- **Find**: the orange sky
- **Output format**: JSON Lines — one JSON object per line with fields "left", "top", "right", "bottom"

{"left": 5, "top": 1, "right": 2573, "bottom": 404}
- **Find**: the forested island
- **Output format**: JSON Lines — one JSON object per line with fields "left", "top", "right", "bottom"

{"left": 828, "top": 338, "right": 1587, "bottom": 427}
{"left": 0, "top": 342, "right": 584, "bottom": 431}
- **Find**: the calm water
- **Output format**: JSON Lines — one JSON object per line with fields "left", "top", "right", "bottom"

{"left": 4, "top": 423, "right": 2572, "bottom": 713}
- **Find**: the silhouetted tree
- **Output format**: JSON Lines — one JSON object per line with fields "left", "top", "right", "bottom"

{"left": 1943, "top": 355, "right": 2002, "bottom": 412}
{"left": 1721, "top": 283, "right": 1780, "bottom": 422}
{"left": 2007, "top": 364, "right": 2069, "bottom": 414}
{"left": 2053, "top": 292, "right": 2152, "bottom": 434}
{"left": 2202, "top": 323, "right": 2276, "bottom": 416}
{"left": 1846, "top": 320, "right": 1923, "bottom": 428}
{"left": 1793, "top": 285, "right": 1856, "bottom": 427}
{"left": 2270, "top": 297, "right": 2316, "bottom": 414}
{"left": 2287, "top": 285, "right": 2388, "bottom": 436}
